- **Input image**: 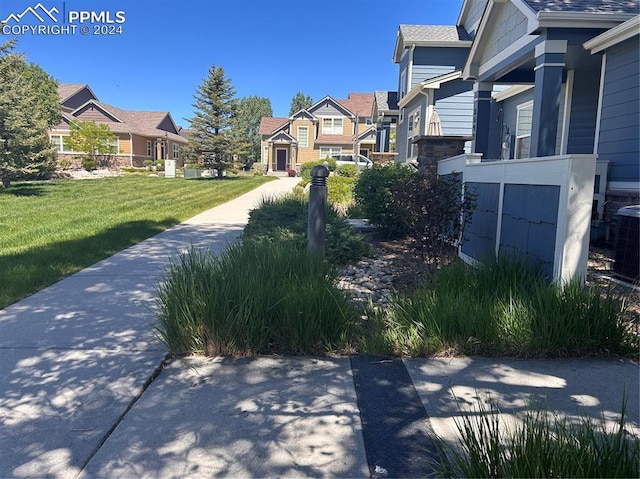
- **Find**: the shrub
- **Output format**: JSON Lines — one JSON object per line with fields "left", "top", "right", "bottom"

{"left": 328, "top": 176, "right": 356, "bottom": 206}
{"left": 287, "top": 168, "right": 297, "bottom": 177}
{"left": 251, "top": 163, "right": 267, "bottom": 176}
{"left": 58, "top": 158, "right": 71, "bottom": 170}
{"left": 335, "top": 164, "right": 358, "bottom": 178}
{"left": 81, "top": 157, "right": 97, "bottom": 171}
{"left": 353, "top": 162, "right": 416, "bottom": 238}
{"left": 243, "top": 194, "right": 370, "bottom": 265}
{"left": 392, "top": 169, "right": 476, "bottom": 272}
{"left": 154, "top": 161, "right": 165, "bottom": 172}
{"left": 155, "top": 241, "right": 358, "bottom": 356}
{"left": 143, "top": 159, "right": 154, "bottom": 171}
{"left": 300, "top": 159, "right": 337, "bottom": 180}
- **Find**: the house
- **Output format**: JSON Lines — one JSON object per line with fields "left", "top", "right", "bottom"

{"left": 371, "top": 90, "right": 399, "bottom": 161}
{"left": 392, "top": 25, "right": 476, "bottom": 165}
{"left": 259, "top": 93, "right": 375, "bottom": 172}
{"left": 435, "top": 0, "right": 639, "bottom": 281}
{"left": 50, "top": 84, "right": 187, "bottom": 168}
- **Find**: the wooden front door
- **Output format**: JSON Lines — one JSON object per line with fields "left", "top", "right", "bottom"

{"left": 276, "top": 148, "right": 287, "bottom": 171}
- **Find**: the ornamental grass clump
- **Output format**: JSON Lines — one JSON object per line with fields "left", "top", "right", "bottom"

{"left": 379, "top": 257, "right": 634, "bottom": 357}
{"left": 155, "top": 240, "right": 358, "bottom": 356}
{"left": 433, "top": 396, "right": 639, "bottom": 478}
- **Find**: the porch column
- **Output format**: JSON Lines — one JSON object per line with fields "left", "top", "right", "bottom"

{"left": 530, "top": 40, "right": 567, "bottom": 158}
{"left": 472, "top": 82, "right": 493, "bottom": 159}
{"left": 267, "top": 141, "right": 273, "bottom": 172}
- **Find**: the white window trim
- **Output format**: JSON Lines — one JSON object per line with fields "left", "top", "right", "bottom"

{"left": 172, "top": 143, "right": 180, "bottom": 160}
{"left": 319, "top": 146, "right": 341, "bottom": 159}
{"left": 147, "top": 140, "right": 153, "bottom": 157}
{"left": 400, "top": 70, "right": 407, "bottom": 99}
{"left": 399, "top": 108, "right": 405, "bottom": 124}
{"left": 297, "top": 126, "right": 309, "bottom": 147}
{"left": 321, "top": 117, "right": 343, "bottom": 135}
{"left": 407, "top": 107, "right": 421, "bottom": 160}
{"left": 515, "top": 100, "right": 533, "bottom": 159}
{"left": 51, "top": 134, "right": 74, "bottom": 153}
{"left": 110, "top": 137, "right": 120, "bottom": 154}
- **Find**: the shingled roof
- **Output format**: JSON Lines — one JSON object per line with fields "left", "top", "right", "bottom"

{"left": 374, "top": 91, "right": 399, "bottom": 112}
{"left": 259, "top": 117, "right": 289, "bottom": 135}
{"left": 337, "top": 93, "right": 375, "bottom": 118}
{"left": 522, "top": 0, "right": 639, "bottom": 14}
{"left": 398, "top": 25, "right": 472, "bottom": 43}
{"left": 56, "top": 83, "right": 88, "bottom": 102}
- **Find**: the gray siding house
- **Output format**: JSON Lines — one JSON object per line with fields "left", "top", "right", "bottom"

{"left": 439, "top": 0, "right": 639, "bottom": 281}
{"left": 392, "top": 25, "right": 475, "bottom": 164}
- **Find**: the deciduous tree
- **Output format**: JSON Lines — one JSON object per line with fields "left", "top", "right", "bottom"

{"left": 67, "top": 120, "right": 116, "bottom": 170}
{"left": 0, "top": 40, "right": 60, "bottom": 188}
{"left": 231, "top": 96, "right": 272, "bottom": 168}
{"left": 188, "top": 64, "right": 237, "bottom": 178}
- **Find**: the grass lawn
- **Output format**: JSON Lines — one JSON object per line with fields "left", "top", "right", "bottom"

{"left": 0, "top": 175, "right": 274, "bottom": 309}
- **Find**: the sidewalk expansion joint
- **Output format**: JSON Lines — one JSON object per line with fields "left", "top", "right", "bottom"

{"left": 351, "top": 356, "right": 441, "bottom": 478}
{"left": 74, "top": 352, "right": 172, "bottom": 478}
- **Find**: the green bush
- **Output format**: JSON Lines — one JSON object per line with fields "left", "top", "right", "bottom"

{"left": 58, "top": 158, "right": 71, "bottom": 170}
{"left": 251, "top": 163, "right": 267, "bottom": 176}
{"left": 328, "top": 176, "right": 356, "bottom": 206}
{"left": 335, "top": 164, "right": 358, "bottom": 177}
{"left": 353, "top": 162, "right": 416, "bottom": 238}
{"left": 300, "top": 159, "right": 337, "bottom": 180}
{"left": 374, "top": 257, "right": 635, "bottom": 357}
{"left": 81, "top": 157, "right": 97, "bottom": 171}
{"left": 243, "top": 194, "right": 370, "bottom": 265}
{"left": 155, "top": 241, "right": 358, "bottom": 356}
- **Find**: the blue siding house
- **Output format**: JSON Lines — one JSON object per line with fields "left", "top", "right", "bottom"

{"left": 392, "top": 25, "right": 475, "bottom": 164}
{"left": 440, "top": 0, "right": 640, "bottom": 281}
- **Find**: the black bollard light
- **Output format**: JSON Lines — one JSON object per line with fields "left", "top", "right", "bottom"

{"left": 308, "top": 164, "right": 329, "bottom": 257}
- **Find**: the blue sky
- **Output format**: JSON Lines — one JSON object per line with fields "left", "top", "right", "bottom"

{"left": 1, "top": 0, "right": 464, "bottom": 127}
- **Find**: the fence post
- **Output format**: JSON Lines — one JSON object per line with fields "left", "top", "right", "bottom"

{"left": 307, "top": 164, "right": 329, "bottom": 257}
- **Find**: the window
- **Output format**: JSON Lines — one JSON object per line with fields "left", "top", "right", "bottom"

{"left": 320, "top": 147, "right": 341, "bottom": 159}
{"left": 321, "top": 117, "right": 343, "bottom": 135}
{"left": 51, "top": 135, "right": 73, "bottom": 152}
{"left": 400, "top": 70, "right": 407, "bottom": 99}
{"left": 407, "top": 111, "right": 419, "bottom": 159}
{"left": 172, "top": 143, "right": 180, "bottom": 159}
{"left": 399, "top": 108, "right": 405, "bottom": 123}
{"left": 515, "top": 101, "right": 533, "bottom": 159}
{"left": 297, "top": 126, "right": 309, "bottom": 147}
{"left": 147, "top": 140, "right": 153, "bottom": 157}
{"left": 108, "top": 137, "right": 120, "bottom": 154}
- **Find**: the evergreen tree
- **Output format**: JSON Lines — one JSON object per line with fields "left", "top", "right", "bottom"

{"left": 231, "top": 96, "right": 272, "bottom": 168}
{"left": 0, "top": 40, "right": 60, "bottom": 188}
{"left": 188, "top": 64, "right": 237, "bottom": 178}
{"left": 289, "top": 92, "right": 313, "bottom": 116}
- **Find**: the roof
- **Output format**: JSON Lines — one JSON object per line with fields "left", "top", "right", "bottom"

{"left": 314, "top": 135, "right": 356, "bottom": 145}
{"left": 337, "top": 93, "right": 375, "bottom": 118}
{"left": 394, "top": 25, "right": 472, "bottom": 62}
{"left": 374, "top": 91, "right": 399, "bottom": 112}
{"left": 259, "top": 117, "right": 289, "bottom": 135}
{"left": 56, "top": 83, "right": 89, "bottom": 102}
{"left": 398, "top": 24, "right": 472, "bottom": 43}
{"left": 585, "top": 14, "right": 640, "bottom": 52}
{"left": 521, "top": 0, "right": 639, "bottom": 14}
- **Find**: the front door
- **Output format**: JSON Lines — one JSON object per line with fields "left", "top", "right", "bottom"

{"left": 276, "top": 148, "right": 287, "bottom": 171}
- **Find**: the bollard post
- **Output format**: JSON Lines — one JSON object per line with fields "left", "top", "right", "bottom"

{"left": 308, "top": 164, "right": 330, "bottom": 257}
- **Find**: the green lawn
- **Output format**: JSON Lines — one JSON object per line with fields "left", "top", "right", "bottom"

{"left": 0, "top": 175, "right": 274, "bottom": 309}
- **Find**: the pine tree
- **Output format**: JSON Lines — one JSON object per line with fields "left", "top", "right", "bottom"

{"left": 0, "top": 40, "right": 60, "bottom": 188}
{"left": 188, "top": 64, "right": 237, "bottom": 178}
{"left": 289, "top": 92, "right": 313, "bottom": 116}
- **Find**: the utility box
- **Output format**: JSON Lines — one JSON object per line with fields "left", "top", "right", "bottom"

{"left": 613, "top": 205, "right": 639, "bottom": 281}
{"left": 164, "top": 159, "right": 176, "bottom": 178}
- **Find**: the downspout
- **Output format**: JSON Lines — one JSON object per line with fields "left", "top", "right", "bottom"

{"left": 129, "top": 133, "right": 133, "bottom": 167}
{"left": 407, "top": 44, "right": 416, "bottom": 95}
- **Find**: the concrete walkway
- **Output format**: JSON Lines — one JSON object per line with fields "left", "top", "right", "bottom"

{"left": 0, "top": 177, "right": 638, "bottom": 479}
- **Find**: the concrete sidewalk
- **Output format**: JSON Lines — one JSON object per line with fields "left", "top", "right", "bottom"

{"left": 1, "top": 176, "right": 638, "bottom": 479}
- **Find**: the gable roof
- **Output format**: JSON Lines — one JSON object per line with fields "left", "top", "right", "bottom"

{"left": 394, "top": 25, "right": 472, "bottom": 62}
{"left": 337, "top": 93, "right": 375, "bottom": 118}
{"left": 259, "top": 117, "right": 289, "bottom": 135}
{"left": 398, "top": 70, "right": 464, "bottom": 108}
{"left": 308, "top": 95, "right": 356, "bottom": 118}
{"left": 374, "top": 91, "right": 399, "bottom": 112}
{"left": 584, "top": 14, "right": 640, "bottom": 52}
{"left": 57, "top": 83, "right": 95, "bottom": 102}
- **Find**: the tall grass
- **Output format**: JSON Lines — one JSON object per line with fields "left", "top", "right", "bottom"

{"left": 434, "top": 396, "right": 639, "bottom": 478}
{"left": 156, "top": 240, "right": 358, "bottom": 356}
{"left": 366, "top": 258, "right": 635, "bottom": 357}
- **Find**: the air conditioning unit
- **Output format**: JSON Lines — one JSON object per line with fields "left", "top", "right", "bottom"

{"left": 613, "top": 205, "right": 639, "bottom": 281}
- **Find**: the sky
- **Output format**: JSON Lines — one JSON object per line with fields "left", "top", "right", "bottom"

{"left": 1, "top": 0, "right": 464, "bottom": 127}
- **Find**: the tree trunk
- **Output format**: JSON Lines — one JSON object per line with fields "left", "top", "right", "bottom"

{"left": 2, "top": 177, "right": 10, "bottom": 188}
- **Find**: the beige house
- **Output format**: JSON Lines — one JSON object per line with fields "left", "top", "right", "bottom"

{"left": 258, "top": 93, "right": 376, "bottom": 172}
{"left": 51, "top": 84, "right": 187, "bottom": 167}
